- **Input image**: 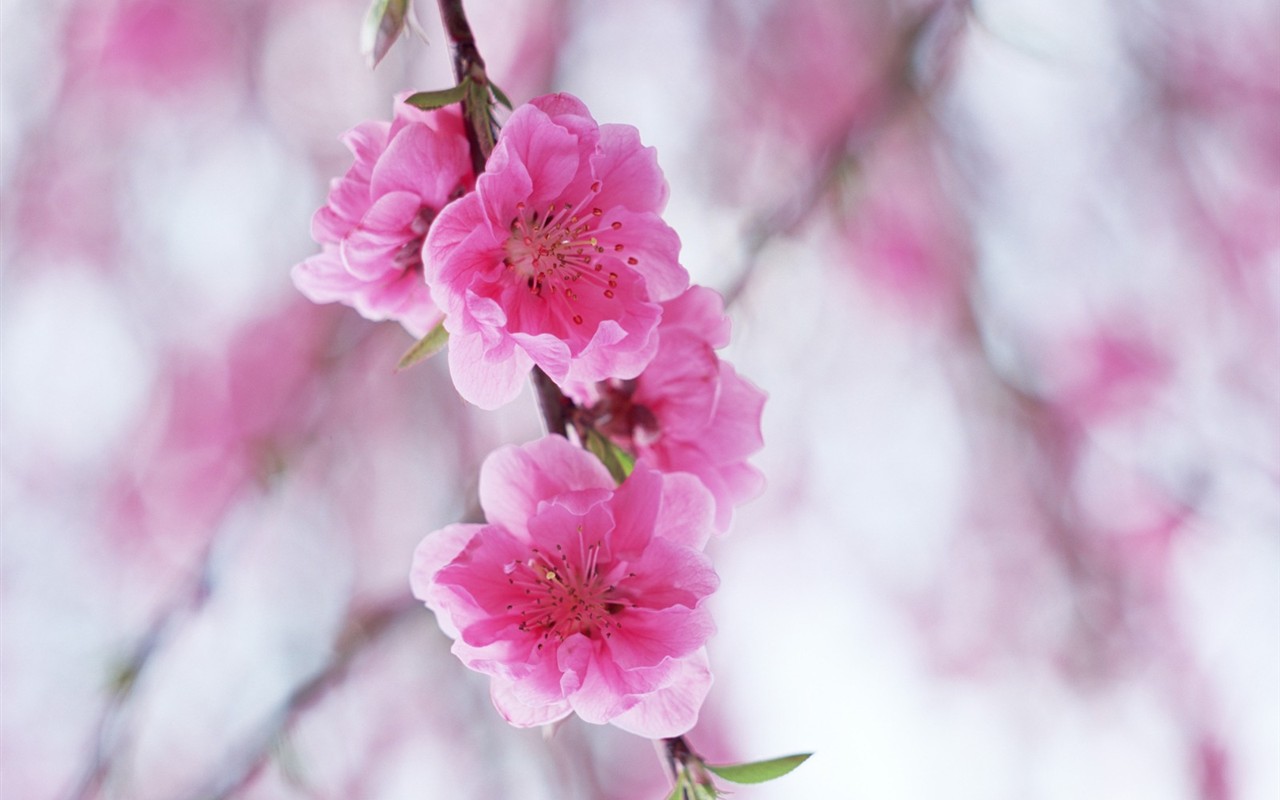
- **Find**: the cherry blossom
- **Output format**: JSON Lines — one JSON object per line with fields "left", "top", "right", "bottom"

{"left": 424, "top": 93, "right": 688, "bottom": 409}
{"left": 411, "top": 435, "right": 718, "bottom": 737}
{"left": 292, "top": 97, "right": 472, "bottom": 337}
{"left": 573, "top": 286, "right": 766, "bottom": 531}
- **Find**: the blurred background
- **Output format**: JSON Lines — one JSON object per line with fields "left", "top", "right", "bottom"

{"left": 3, "top": 0, "right": 1278, "bottom": 797}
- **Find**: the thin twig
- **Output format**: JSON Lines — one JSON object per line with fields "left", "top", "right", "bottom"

{"left": 437, "top": 0, "right": 492, "bottom": 174}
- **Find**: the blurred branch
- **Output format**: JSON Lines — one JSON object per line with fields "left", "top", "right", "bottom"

{"left": 67, "top": 546, "right": 219, "bottom": 800}
{"left": 192, "top": 596, "right": 422, "bottom": 800}
{"left": 722, "top": 1, "right": 969, "bottom": 309}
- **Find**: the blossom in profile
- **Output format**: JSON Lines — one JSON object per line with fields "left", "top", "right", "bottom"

{"left": 574, "top": 286, "right": 766, "bottom": 532}
{"left": 425, "top": 93, "right": 688, "bottom": 409}
{"left": 292, "top": 97, "right": 472, "bottom": 337}
{"left": 411, "top": 435, "right": 718, "bottom": 738}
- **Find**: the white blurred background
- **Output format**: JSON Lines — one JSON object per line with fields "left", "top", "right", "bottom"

{"left": 3, "top": 0, "right": 1278, "bottom": 798}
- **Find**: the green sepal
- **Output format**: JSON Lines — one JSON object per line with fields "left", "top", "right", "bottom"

{"left": 690, "top": 781, "right": 721, "bottom": 800}
{"left": 582, "top": 428, "right": 635, "bottom": 484}
{"left": 489, "top": 81, "right": 514, "bottom": 110}
{"left": 360, "top": 0, "right": 410, "bottom": 68}
{"left": 704, "top": 753, "right": 812, "bottom": 785}
{"left": 464, "top": 79, "right": 497, "bottom": 155}
{"left": 396, "top": 320, "right": 449, "bottom": 371}
{"left": 405, "top": 81, "right": 470, "bottom": 111}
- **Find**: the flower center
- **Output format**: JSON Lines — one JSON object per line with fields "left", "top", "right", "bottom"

{"left": 503, "top": 534, "right": 633, "bottom": 648}
{"left": 591, "top": 379, "right": 661, "bottom": 449}
{"left": 393, "top": 206, "right": 438, "bottom": 271}
{"left": 502, "top": 182, "right": 624, "bottom": 327}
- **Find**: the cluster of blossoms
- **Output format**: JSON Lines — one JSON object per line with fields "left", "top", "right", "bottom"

{"left": 294, "top": 93, "right": 765, "bottom": 738}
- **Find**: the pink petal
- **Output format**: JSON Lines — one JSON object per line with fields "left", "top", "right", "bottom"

{"left": 478, "top": 435, "right": 614, "bottom": 533}
{"left": 484, "top": 102, "right": 581, "bottom": 212}
{"left": 621, "top": 536, "right": 719, "bottom": 609}
{"left": 290, "top": 248, "right": 364, "bottom": 303}
{"left": 634, "top": 330, "right": 720, "bottom": 437}
{"left": 339, "top": 190, "right": 423, "bottom": 280}
{"left": 609, "top": 649, "right": 713, "bottom": 738}
{"left": 424, "top": 194, "right": 497, "bottom": 294}
{"left": 606, "top": 606, "right": 716, "bottom": 668}
{"left": 590, "top": 123, "right": 669, "bottom": 214}
{"left": 370, "top": 122, "right": 472, "bottom": 208}
{"left": 410, "top": 523, "right": 486, "bottom": 639}
{"left": 490, "top": 675, "right": 573, "bottom": 728}
{"left": 701, "top": 363, "right": 768, "bottom": 461}
{"left": 446, "top": 327, "right": 532, "bottom": 410}
{"left": 603, "top": 210, "right": 688, "bottom": 302}
{"left": 607, "top": 462, "right": 663, "bottom": 558}
{"left": 653, "top": 471, "right": 717, "bottom": 550}
{"left": 661, "top": 285, "right": 732, "bottom": 349}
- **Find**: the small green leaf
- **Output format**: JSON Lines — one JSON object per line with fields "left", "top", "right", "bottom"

{"left": 404, "top": 82, "right": 469, "bottom": 111}
{"left": 704, "top": 753, "right": 812, "bottom": 785}
{"left": 396, "top": 321, "right": 448, "bottom": 370}
{"left": 582, "top": 428, "right": 635, "bottom": 484}
{"left": 360, "top": 0, "right": 411, "bottom": 68}
{"left": 489, "top": 81, "right": 514, "bottom": 110}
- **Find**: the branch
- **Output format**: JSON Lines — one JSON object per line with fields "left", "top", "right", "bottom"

{"left": 435, "top": 0, "right": 577, "bottom": 439}
{"left": 436, "top": 0, "right": 493, "bottom": 173}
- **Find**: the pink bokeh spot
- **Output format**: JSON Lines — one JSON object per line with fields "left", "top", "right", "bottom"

{"left": 411, "top": 435, "right": 718, "bottom": 738}
{"left": 425, "top": 93, "right": 689, "bottom": 409}
{"left": 292, "top": 97, "right": 473, "bottom": 337}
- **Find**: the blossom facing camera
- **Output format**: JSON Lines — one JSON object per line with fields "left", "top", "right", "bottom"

{"left": 574, "top": 286, "right": 766, "bottom": 532}
{"left": 292, "top": 97, "right": 473, "bottom": 337}
{"left": 425, "top": 93, "right": 689, "bottom": 409}
{"left": 411, "top": 435, "right": 718, "bottom": 738}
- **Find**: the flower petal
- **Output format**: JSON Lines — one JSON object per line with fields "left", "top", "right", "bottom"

{"left": 446, "top": 326, "right": 532, "bottom": 410}
{"left": 609, "top": 649, "right": 713, "bottom": 738}
{"left": 478, "top": 435, "right": 614, "bottom": 532}
{"left": 590, "top": 123, "right": 668, "bottom": 214}
{"left": 371, "top": 121, "right": 472, "bottom": 208}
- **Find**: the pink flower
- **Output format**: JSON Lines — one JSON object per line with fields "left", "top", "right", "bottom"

{"left": 574, "top": 286, "right": 766, "bottom": 532}
{"left": 425, "top": 93, "right": 689, "bottom": 409}
{"left": 292, "top": 97, "right": 473, "bottom": 337}
{"left": 411, "top": 435, "right": 718, "bottom": 738}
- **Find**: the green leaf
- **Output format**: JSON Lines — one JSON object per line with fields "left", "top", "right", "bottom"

{"left": 396, "top": 321, "right": 448, "bottom": 370}
{"left": 404, "top": 82, "right": 469, "bottom": 111}
{"left": 360, "top": 0, "right": 410, "bottom": 68}
{"left": 704, "top": 753, "right": 812, "bottom": 785}
{"left": 582, "top": 428, "right": 635, "bottom": 484}
{"left": 489, "top": 81, "right": 514, "bottom": 110}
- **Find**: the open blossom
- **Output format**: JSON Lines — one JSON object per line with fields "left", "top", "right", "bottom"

{"left": 574, "top": 286, "right": 766, "bottom": 532}
{"left": 292, "top": 96, "right": 472, "bottom": 337}
{"left": 425, "top": 93, "right": 689, "bottom": 409}
{"left": 411, "top": 435, "right": 718, "bottom": 737}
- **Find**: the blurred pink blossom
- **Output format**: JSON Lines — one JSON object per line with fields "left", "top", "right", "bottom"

{"left": 425, "top": 93, "right": 688, "bottom": 408}
{"left": 292, "top": 97, "right": 473, "bottom": 337}
{"left": 411, "top": 435, "right": 718, "bottom": 738}
{"left": 571, "top": 286, "right": 766, "bottom": 532}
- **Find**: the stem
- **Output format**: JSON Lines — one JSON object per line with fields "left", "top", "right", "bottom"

{"left": 532, "top": 366, "right": 571, "bottom": 437}
{"left": 435, "top": 0, "right": 577, "bottom": 438}
{"left": 436, "top": 0, "right": 493, "bottom": 173}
